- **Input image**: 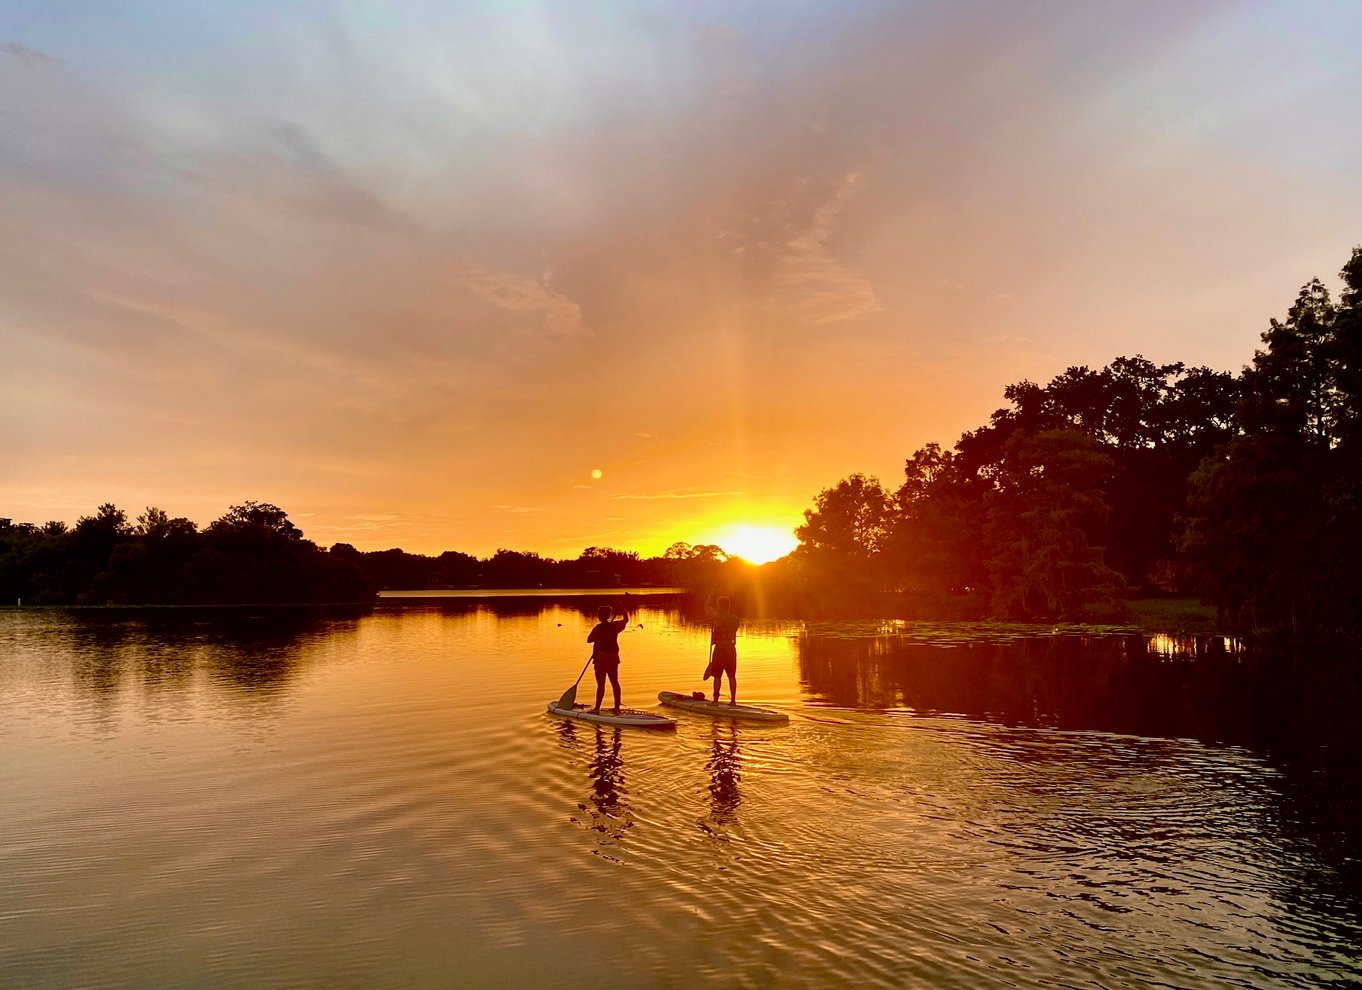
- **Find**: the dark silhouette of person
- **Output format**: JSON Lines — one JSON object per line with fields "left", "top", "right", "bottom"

{"left": 559, "top": 722, "right": 633, "bottom": 851}
{"left": 589, "top": 725, "right": 626, "bottom": 819}
{"left": 705, "top": 589, "right": 740, "bottom": 704}
{"left": 706, "top": 724, "right": 742, "bottom": 828}
{"left": 587, "top": 603, "right": 629, "bottom": 715}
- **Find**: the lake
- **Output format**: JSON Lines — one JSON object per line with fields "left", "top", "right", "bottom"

{"left": 2, "top": 598, "right": 1360, "bottom": 989}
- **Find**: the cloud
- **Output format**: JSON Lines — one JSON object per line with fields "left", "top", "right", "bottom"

{"left": 732, "top": 171, "right": 882, "bottom": 326}
{"left": 183, "top": 124, "right": 416, "bottom": 234}
{"left": 1, "top": 41, "right": 61, "bottom": 66}
{"left": 612, "top": 490, "right": 747, "bottom": 501}
{"left": 773, "top": 171, "right": 882, "bottom": 325}
{"left": 462, "top": 266, "right": 584, "bottom": 339}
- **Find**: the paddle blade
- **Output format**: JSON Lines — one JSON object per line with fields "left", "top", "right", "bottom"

{"left": 558, "top": 654, "right": 593, "bottom": 710}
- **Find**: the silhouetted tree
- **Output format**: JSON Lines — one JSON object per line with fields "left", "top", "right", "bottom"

{"left": 795, "top": 473, "right": 892, "bottom": 558}
{"left": 791, "top": 474, "right": 895, "bottom": 612}
{"left": 951, "top": 357, "right": 1238, "bottom": 588}
{"left": 1183, "top": 249, "right": 1362, "bottom": 634}
{"left": 889, "top": 443, "right": 988, "bottom": 598}
{"left": 482, "top": 549, "right": 549, "bottom": 587}
{"left": 96, "top": 506, "right": 201, "bottom": 604}
{"left": 982, "top": 429, "right": 1128, "bottom": 620}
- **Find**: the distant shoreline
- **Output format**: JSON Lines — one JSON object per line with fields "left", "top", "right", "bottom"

{"left": 377, "top": 587, "right": 688, "bottom": 599}
{"left": 0, "top": 593, "right": 1239, "bottom": 641}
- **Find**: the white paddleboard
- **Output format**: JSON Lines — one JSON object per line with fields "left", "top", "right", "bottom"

{"left": 657, "top": 691, "right": 789, "bottom": 723}
{"left": 546, "top": 701, "right": 677, "bottom": 729}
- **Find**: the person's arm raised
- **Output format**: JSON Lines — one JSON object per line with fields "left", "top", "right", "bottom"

{"left": 704, "top": 588, "right": 720, "bottom": 617}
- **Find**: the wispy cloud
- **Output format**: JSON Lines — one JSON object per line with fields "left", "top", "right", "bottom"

{"left": 772, "top": 171, "right": 881, "bottom": 325}
{"left": 732, "top": 171, "right": 882, "bottom": 326}
{"left": 462, "top": 266, "right": 584, "bottom": 339}
{"left": 1, "top": 40, "right": 61, "bottom": 66}
{"left": 612, "top": 490, "right": 747, "bottom": 501}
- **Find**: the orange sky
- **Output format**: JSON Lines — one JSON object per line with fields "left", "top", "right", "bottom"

{"left": 3, "top": 2, "right": 1361, "bottom": 558}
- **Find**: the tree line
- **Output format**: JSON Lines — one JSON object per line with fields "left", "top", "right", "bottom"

{"left": 330, "top": 540, "right": 744, "bottom": 591}
{"left": 785, "top": 247, "right": 1362, "bottom": 634}
{"left": 0, "top": 503, "right": 750, "bottom": 606}
{"left": 0, "top": 502, "right": 373, "bottom": 606}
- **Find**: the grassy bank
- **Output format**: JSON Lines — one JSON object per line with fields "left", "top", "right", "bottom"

{"left": 1126, "top": 597, "right": 1221, "bottom": 635}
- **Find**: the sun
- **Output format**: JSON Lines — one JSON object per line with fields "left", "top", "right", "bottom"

{"left": 715, "top": 524, "right": 799, "bottom": 565}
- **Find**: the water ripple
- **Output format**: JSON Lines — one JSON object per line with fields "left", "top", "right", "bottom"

{"left": 2, "top": 608, "right": 1359, "bottom": 989}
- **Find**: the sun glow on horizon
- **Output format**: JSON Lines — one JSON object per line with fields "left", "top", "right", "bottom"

{"left": 710, "top": 524, "right": 800, "bottom": 565}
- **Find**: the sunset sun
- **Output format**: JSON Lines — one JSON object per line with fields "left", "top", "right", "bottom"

{"left": 713, "top": 524, "right": 799, "bottom": 564}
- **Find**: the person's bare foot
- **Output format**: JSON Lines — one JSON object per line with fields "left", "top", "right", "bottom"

{"left": 590, "top": 708, "right": 601, "bottom": 714}
{"left": 611, "top": 707, "right": 620, "bottom": 716}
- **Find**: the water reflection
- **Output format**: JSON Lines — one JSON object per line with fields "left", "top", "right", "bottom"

{"left": 13, "top": 606, "right": 368, "bottom": 702}
{"left": 702, "top": 724, "right": 743, "bottom": 837}
{"left": 559, "top": 723, "right": 634, "bottom": 856}
{"left": 5, "top": 606, "right": 1362, "bottom": 988}
{"left": 793, "top": 624, "right": 1362, "bottom": 951}
{"left": 378, "top": 594, "right": 669, "bottom": 622}
{"left": 1145, "top": 632, "right": 1242, "bottom": 660}
{"left": 794, "top": 630, "right": 1362, "bottom": 753}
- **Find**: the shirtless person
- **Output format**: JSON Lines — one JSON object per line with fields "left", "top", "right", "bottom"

{"left": 705, "top": 589, "right": 740, "bottom": 705}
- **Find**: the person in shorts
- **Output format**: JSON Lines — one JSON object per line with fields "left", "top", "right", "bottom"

{"left": 587, "top": 603, "right": 629, "bottom": 715}
{"left": 705, "top": 589, "right": 740, "bottom": 704}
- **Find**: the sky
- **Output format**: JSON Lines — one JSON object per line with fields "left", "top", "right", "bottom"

{"left": 3, "top": 1, "right": 1361, "bottom": 560}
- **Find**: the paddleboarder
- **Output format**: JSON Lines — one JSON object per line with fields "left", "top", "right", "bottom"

{"left": 705, "top": 589, "right": 740, "bottom": 705}
{"left": 587, "top": 603, "right": 629, "bottom": 715}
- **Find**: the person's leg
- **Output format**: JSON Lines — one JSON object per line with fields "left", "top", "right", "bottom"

{"left": 608, "top": 667, "right": 621, "bottom": 714}
{"left": 712, "top": 672, "right": 721, "bottom": 703}
{"left": 728, "top": 668, "right": 737, "bottom": 704}
{"left": 591, "top": 665, "right": 606, "bottom": 713}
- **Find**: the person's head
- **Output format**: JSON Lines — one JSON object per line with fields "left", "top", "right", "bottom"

{"left": 717, "top": 596, "right": 730, "bottom": 611}
{"left": 597, "top": 605, "right": 614, "bottom": 621}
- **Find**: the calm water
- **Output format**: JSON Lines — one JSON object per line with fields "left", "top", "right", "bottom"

{"left": 2, "top": 601, "right": 1360, "bottom": 989}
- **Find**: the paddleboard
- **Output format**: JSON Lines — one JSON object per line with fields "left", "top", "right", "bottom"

{"left": 545, "top": 701, "right": 677, "bottom": 728}
{"left": 657, "top": 691, "right": 790, "bottom": 723}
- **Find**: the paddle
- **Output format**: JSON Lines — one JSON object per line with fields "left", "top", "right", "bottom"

{"left": 557, "top": 655, "right": 593, "bottom": 710}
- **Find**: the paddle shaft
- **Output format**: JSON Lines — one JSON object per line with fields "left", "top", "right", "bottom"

{"left": 557, "top": 655, "right": 594, "bottom": 710}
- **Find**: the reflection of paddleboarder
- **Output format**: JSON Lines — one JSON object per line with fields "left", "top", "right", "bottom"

{"left": 561, "top": 722, "right": 633, "bottom": 850}
{"left": 704, "top": 589, "right": 740, "bottom": 704}
{"left": 706, "top": 724, "right": 742, "bottom": 828}
{"left": 587, "top": 604, "right": 629, "bottom": 715}
{"left": 589, "top": 725, "right": 626, "bottom": 817}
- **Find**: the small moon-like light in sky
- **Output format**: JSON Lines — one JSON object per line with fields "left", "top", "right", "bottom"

{"left": 591, "top": 469, "right": 603, "bottom": 480}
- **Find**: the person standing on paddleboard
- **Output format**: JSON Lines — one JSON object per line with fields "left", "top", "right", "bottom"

{"left": 705, "top": 589, "right": 740, "bottom": 705}
{"left": 587, "top": 603, "right": 629, "bottom": 715}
